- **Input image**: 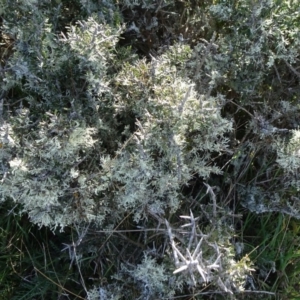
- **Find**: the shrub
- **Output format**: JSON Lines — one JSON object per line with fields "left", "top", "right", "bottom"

{"left": 1, "top": 0, "right": 300, "bottom": 299}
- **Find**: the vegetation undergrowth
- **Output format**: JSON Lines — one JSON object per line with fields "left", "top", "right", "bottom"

{"left": 1, "top": 0, "right": 300, "bottom": 299}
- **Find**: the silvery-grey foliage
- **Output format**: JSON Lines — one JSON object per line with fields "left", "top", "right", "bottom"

{"left": 165, "top": 208, "right": 253, "bottom": 295}
{"left": 2, "top": 0, "right": 300, "bottom": 298}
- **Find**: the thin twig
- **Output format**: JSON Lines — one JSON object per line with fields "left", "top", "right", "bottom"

{"left": 285, "top": 60, "right": 300, "bottom": 78}
{"left": 203, "top": 183, "right": 217, "bottom": 220}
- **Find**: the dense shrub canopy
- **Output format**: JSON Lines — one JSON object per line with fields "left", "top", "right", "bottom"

{"left": 1, "top": 0, "right": 300, "bottom": 299}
